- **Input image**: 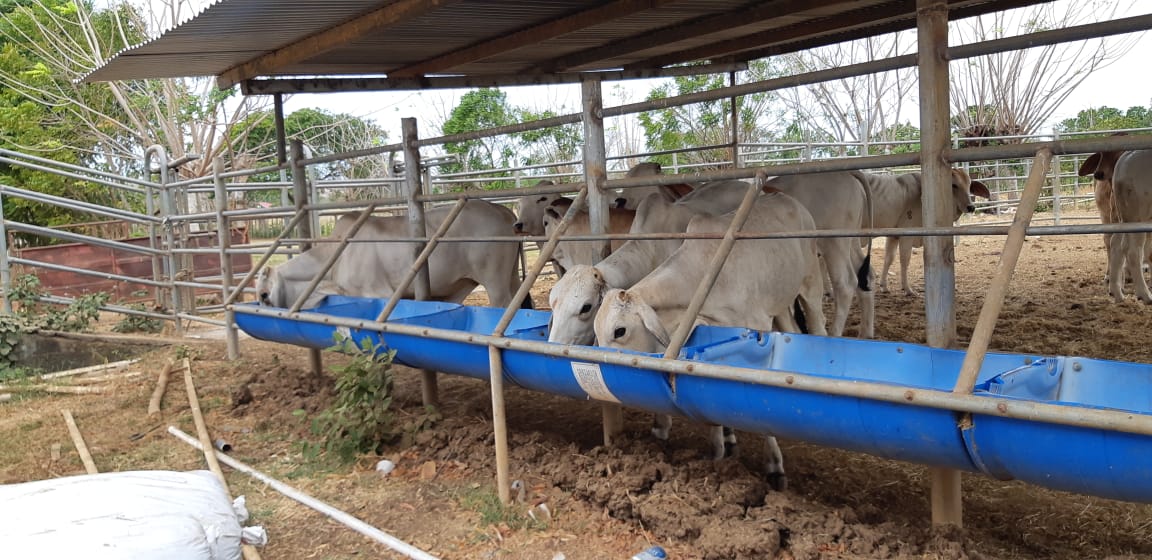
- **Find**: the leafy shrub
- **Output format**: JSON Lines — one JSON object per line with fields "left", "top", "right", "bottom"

{"left": 112, "top": 304, "right": 163, "bottom": 333}
{"left": 303, "top": 334, "right": 397, "bottom": 463}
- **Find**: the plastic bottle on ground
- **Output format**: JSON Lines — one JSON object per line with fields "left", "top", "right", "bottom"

{"left": 631, "top": 545, "right": 667, "bottom": 560}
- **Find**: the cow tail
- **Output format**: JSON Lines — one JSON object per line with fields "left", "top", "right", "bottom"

{"left": 793, "top": 297, "right": 809, "bottom": 334}
{"left": 852, "top": 171, "right": 875, "bottom": 292}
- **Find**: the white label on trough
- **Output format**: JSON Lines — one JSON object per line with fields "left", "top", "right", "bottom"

{"left": 571, "top": 362, "right": 620, "bottom": 403}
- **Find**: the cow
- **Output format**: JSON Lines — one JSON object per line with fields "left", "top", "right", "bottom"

{"left": 547, "top": 179, "right": 755, "bottom": 347}
{"left": 593, "top": 191, "right": 827, "bottom": 490}
{"left": 611, "top": 161, "right": 666, "bottom": 210}
{"left": 513, "top": 180, "right": 565, "bottom": 236}
{"left": 1093, "top": 149, "right": 1152, "bottom": 303}
{"left": 256, "top": 199, "right": 531, "bottom": 310}
{"left": 862, "top": 169, "right": 991, "bottom": 296}
{"left": 542, "top": 200, "right": 635, "bottom": 273}
{"left": 1078, "top": 146, "right": 1152, "bottom": 284}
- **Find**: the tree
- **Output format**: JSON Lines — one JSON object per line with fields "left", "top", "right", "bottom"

{"left": 1055, "top": 105, "right": 1152, "bottom": 135}
{"left": 778, "top": 33, "right": 919, "bottom": 156}
{"left": 949, "top": 1, "right": 1139, "bottom": 143}
{"left": 439, "top": 87, "right": 582, "bottom": 188}
{"left": 637, "top": 60, "right": 784, "bottom": 169}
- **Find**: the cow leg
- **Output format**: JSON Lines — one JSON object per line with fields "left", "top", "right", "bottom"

{"left": 820, "top": 240, "right": 855, "bottom": 337}
{"left": 798, "top": 257, "right": 829, "bottom": 337}
{"left": 820, "top": 257, "right": 834, "bottom": 298}
{"left": 1126, "top": 231, "right": 1152, "bottom": 304}
{"left": 1108, "top": 233, "right": 1128, "bottom": 303}
{"left": 853, "top": 243, "right": 875, "bottom": 339}
{"left": 879, "top": 236, "right": 898, "bottom": 293}
{"left": 762, "top": 436, "right": 787, "bottom": 491}
{"left": 707, "top": 425, "right": 728, "bottom": 460}
{"left": 652, "top": 414, "right": 672, "bottom": 441}
{"left": 899, "top": 236, "right": 916, "bottom": 296}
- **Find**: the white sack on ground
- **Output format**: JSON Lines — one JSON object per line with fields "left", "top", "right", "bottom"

{"left": 0, "top": 470, "right": 243, "bottom": 560}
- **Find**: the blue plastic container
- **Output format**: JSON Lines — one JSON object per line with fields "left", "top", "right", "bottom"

{"left": 672, "top": 331, "right": 1046, "bottom": 471}
{"left": 235, "top": 295, "right": 458, "bottom": 349}
{"left": 502, "top": 326, "right": 751, "bottom": 417}
{"left": 970, "top": 356, "right": 1152, "bottom": 502}
{"left": 382, "top": 305, "right": 551, "bottom": 379}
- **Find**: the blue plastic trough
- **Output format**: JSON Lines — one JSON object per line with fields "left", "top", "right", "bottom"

{"left": 235, "top": 297, "right": 1152, "bottom": 503}
{"left": 970, "top": 357, "right": 1152, "bottom": 502}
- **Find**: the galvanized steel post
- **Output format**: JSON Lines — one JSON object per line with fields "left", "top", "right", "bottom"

{"left": 917, "top": 0, "right": 962, "bottom": 527}
{"left": 290, "top": 139, "right": 323, "bottom": 376}
{"left": 582, "top": 76, "right": 624, "bottom": 446}
{"left": 402, "top": 117, "right": 439, "bottom": 408}
{"left": 0, "top": 192, "right": 10, "bottom": 314}
{"left": 214, "top": 157, "right": 239, "bottom": 359}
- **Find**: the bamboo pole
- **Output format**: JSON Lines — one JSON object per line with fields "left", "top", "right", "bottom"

{"left": 36, "top": 359, "right": 138, "bottom": 381}
{"left": 168, "top": 427, "right": 439, "bottom": 560}
{"left": 180, "top": 359, "right": 264, "bottom": 560}
{"left": 953, "top": 149, "right": 1053, "bottom": 393}
{"left": 182, "top": 358, "right": 229, "bottom": 493}
{"left": 1, "top": 384, "right": 107, "bottom": 394}
{"left": 60, "top": 409, "right": 98, "bottom": 474}
{"left": 149, "top": 360, "right": 177, "bottom": 416}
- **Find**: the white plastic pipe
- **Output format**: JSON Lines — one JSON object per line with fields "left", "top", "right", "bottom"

{"left": 167, "top": 426, "right": 440, "bottom": 560}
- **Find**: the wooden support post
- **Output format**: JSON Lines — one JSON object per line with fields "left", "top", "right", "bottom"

{"left": 290, "top": 140, "right": 324, "bottom": 377}
{"left": 581, "top": 77, "right": 624, "bottom": 445}
{"left": 214, "top": 157, "right": 239, "bottom": 360}
{"left": 401, "top": 117, "right": 439, "bottom": 409}
{"left": 917, "top": 0, "right": 962, "bottom": 527}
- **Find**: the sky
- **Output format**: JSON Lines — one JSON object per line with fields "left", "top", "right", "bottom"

{"left": 258, "top": 1, "right": 1152, "bottom": 143}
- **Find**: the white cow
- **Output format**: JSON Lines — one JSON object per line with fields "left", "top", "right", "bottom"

{"left": 257, "top": 199, "right": 530, "bottom": 309}
{"left": 611, "top": 161, "right": 666, "bottom": 210}
{"left": 547, "top": 179, "right": 756, "bottom": 346}
{"left": 1078, "top": 147, "right": 1152, "bottom": 284}
{"left": 862, "top": 169, "right": 991, "bottom": 296}
{"left": 1099, "top": 149, "right": 1152, "bottom": 303}
{"left": 593, "top": 191, "right": 827, "bottom": 490}
{"left": 763, "top": 172, "right": 876, "bottom": 338}
{"left": 512, "top": 180, "right": 565, "bottom": 236}
{"left": 542, "top": 200, "right": 635, "bottom": 273}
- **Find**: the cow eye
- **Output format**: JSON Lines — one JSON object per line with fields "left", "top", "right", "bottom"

{"left": 613, "top": 327, "right": 626, "bottom": 339}
{"left": 579, "top": 303, "right": 592, "bottom": 314}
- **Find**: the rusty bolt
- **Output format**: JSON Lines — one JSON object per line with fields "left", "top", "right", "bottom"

{"left": 997, "top": 402, "right": 1008, "bottom": 413}
{"left": 785, "top": 375, "right": 794, "bottom": 385}
{"left": 904, "top": 390, "right": 914, "bottom": 401}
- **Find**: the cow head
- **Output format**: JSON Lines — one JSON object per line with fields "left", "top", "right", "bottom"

{"left": 615, "top": 161, "right": 664, "bottom": 208}
{"left": 950, "top": 168, "right": 991, "bottom": 219}
{"left": 547, "top": 265, "right": 608, "bottom": 345}
{"left": 255, "top": 266, "right": 283, "bottom": 307}
{"left": 1078, "top": 150, "right": 1125, "bottom": 184}
{"left": 593, "top": 289, "right": 670, "bottom": 354}
{"left": 513, "top": 180, "right": 562, "bottom": 235}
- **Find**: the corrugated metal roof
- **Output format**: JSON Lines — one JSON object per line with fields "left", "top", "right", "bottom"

{"left": 83, "top": 0, "right": 1059, "bottom": 89}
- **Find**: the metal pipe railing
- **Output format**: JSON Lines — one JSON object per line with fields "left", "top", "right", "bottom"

{"left": 3, "top": 221, "right": 167, "bottom": 255}
{"left": 0, "top": 149, "right": 156, "bottom": 189}
{"left": 0, "top": 185, "right": 160, "bottom": 224}
{"left": 7, "top": 257, "right": 168, "bottom": 288}
{"left": 229, "top": 305, "right": 1152, "bottom": 438}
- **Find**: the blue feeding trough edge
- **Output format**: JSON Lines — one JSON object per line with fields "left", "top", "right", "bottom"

{"left": 234, "top": 298, "right": 1152, "bottom": 503}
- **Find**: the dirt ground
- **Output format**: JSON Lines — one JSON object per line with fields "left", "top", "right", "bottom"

{"left": 3, "top": 213, "right": 1152, "bottom": 560}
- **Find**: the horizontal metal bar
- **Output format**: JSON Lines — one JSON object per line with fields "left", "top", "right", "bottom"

{"left": 4, "top": 221, "right": 167, "bottom": 255}
{"left": 274, "top": 221, "right": 1152, "bottom": 244}
{"left": 230, "top": 305, "right": 1152, "bottom": 438}
{"left": 36, "top": 295, "right": 173, "bottom": 321}
{"left": 173, "top": 279, "right": 228, "bottom": 291}
{"left": 0, "top": 184, "right": 160, "bottom": 224}
{"left": 8, "top": 257, "right": 167, "bottom": 288}
{"left": 0, "top": 149, "right": 157, "bottom": 189}
{"left": 176, "top": 313, "right": 225, "bottom": 327}
{"left": 166, "top": 162, "right": 292, "bottom": 187}
{"left": 242, "top": 61, "right": 750, "bottom": 95}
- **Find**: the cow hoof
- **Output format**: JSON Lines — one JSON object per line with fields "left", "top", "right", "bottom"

{"left": 767, "top": 472, "right": 788, "bottom": 492}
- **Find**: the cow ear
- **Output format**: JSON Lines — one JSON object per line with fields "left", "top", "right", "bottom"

{"left": 637, "top": 298, "right": 670, "bottom": 348}
{"left": 970, "top": 181, "right": 991, "bottom": 199}
{"left": 545, "top": 208, "right": 561, "bottom": 220}
{"left": 658, "top": 182, "right": 694, "bottom": 202}
{"left": 1078, "top": 153, "right": 1101, "bottom": 177}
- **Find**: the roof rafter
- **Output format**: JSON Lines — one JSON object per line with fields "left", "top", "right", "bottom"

{"left": 216, "top": 0, "right": 461, "bottom": 89}
{"left": 628, "top": 0, "right": 915, "bottom": 70}
{"left": 714, "top": 0, "right": 1048, "bottom": 64}
{"left": 388, "top": 0, "right": 678, "bottom": 78}
{"left": 540, "top": 0, "right": 857, "bottom": 73}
